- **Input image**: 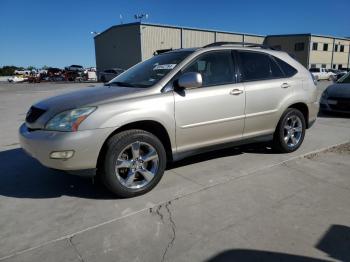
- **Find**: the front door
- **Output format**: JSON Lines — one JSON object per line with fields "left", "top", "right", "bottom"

{"left": 174, "top": 50, "right": 245, "bottom": 153}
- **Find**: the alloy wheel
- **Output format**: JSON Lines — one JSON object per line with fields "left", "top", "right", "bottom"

{"left": 115, "top": 141, "right": 159, "bottom": 189}
{"left": 283, "top": 115, "right": 303, "bottom": 148}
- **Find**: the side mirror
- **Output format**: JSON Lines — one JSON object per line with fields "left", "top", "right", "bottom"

{"left": 178, "top": 72, "right": 202, "bottom": 89}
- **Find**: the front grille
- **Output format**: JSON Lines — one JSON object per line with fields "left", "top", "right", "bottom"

{"left": 25, "top": 106, "right": 46, "bottom": 123}
{"left": 328, "top": 97, "right": 350, "bottom": 111}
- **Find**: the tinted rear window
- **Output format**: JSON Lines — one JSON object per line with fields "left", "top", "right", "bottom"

{"left": 238, "top": 51, "right": 284, "bottom": 81}
{"left": 273, "top": 56, "right": 298, "bottom": 77}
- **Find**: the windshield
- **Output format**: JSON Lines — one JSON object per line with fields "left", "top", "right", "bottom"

{"left": 109, "top": 51, "right": 193, "bottom": 87}
{"left": 337, "top": 71, "right": 350, "bottom": 83}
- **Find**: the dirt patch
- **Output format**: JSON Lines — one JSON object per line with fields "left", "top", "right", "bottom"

{"left": 305, "top": 143, "right": 350, "bottom": 160}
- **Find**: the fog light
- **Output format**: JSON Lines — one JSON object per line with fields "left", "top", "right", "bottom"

{"left": 50, "top": 150, "right": 74, "bottom": 159}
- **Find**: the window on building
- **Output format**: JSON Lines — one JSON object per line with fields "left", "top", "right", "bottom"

{"left": 182, "top": 50, "right": 235, "bottom": 86}
{"left": 294, "top": 42, "right": 305, "bottom": 51}
{"left": 321, "top": 64, "right": 327, "bottom": 68}
{"left": 310, "top": 64, "right": 316, "bottom": 68}
{"left": 312, "top": 43, "right": 318, "bottom": 51}
{"left": 237, "top": 51, "right": 284, "bottom": 81}
{"left": 340, "top": 45, "right": 345, "bottom": 52}
{"left": 323, "top": 43, "right": 329, "bottom": 51}
{"left": 339, "top": 64, "right": 343, "bottom": 69}
{"left": 334, "top": 44, "right": 338, "bottom": 52}
{"left": 309, "top": 68, "right": 320, "bottom": 72}
{"left": 332, "top": 64, "right": 337, "bottom": 69}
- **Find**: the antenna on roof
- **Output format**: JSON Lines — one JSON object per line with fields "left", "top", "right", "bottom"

{"left": 134, "top": 13, "right": 149, "bottom": 22}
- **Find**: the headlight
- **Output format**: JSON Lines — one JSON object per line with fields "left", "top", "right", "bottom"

{"left": 45, "top": 107, "right": 96, "bottom": 132}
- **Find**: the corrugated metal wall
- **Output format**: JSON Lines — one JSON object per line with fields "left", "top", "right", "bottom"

{"left": 95, "top": 23, "right": 266, "bottom": 70}
{"left": 141, "top": 25, "right": 181, "bottom": 60}
{"left": 182, "top": 29, "right": 215, "bottom": 48}
{"left": 94, "top": 24, "right": 141, "bottom": 72}
{"left": 244, "top": 35, "right": 264, "bottom": 44}
{"left": 216, "top": 33, "right": 243, "bottom": 42}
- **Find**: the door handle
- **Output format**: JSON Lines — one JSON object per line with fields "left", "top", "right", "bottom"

{"left": 230, "top": 89, "right": 244, "bottom": 95}
{"left": 281, "top": 83, "right": 290, "bottom": 88}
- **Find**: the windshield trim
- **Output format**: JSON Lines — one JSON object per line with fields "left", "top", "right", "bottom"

{"left": 108, "top": 50, "right": 194, "bottom": 89}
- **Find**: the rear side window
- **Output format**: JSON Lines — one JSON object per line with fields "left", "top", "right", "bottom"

{"left": 273, "top": 56, "right": 298, "bottom": 77}
{"left": 238, "top": 51, "right": 284, "bottom": 82}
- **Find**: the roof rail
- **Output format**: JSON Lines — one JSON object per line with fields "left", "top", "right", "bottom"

{"left": 203, "top": 41, "right": 274, "bottom": 50}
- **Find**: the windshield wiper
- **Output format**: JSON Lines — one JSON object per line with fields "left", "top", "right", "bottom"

{"left": 108, "top": 81, "right": 136, "bottom": 87}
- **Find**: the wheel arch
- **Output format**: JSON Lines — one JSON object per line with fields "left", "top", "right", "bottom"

{"left": 97, "top": 120, "right": 174, "bottom": 171}
{"left": 287, "top": 102, "right": 309, "bottom": 128}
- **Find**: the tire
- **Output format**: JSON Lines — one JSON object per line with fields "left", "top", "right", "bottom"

{"left": 100, "top": 129, "right": 166, "bottom": 198}
{"left": 273, "top": 108, "right": 306, "bottom": 153}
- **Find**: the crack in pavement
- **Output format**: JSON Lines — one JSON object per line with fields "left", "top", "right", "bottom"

{"left": 161, "top": 201, "right": 176, "bottom": 262}
{"left": 68, "top": 236, "right": 85, "bottom": 262}
{"left": 150, "top": 201, "right": 177, "bottom": 262}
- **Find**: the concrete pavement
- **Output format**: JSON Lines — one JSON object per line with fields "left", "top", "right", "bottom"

{"left": 0, "top": 81, "right": 349, "bottom": 262}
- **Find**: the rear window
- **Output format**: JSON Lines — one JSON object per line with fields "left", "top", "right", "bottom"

{"left": 238, "top": 51, "right": 284, "bottom": 81}
{"left": 273, "top": 56, "right": 298, "bottom": 77}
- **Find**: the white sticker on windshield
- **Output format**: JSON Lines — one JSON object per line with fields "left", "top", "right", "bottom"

{"left": 153, "top": 64, "right": 177, "bottom": 70}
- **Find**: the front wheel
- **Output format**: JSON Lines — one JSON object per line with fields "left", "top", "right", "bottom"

{"left": 273, "top": 108, "right": 306, "bottom": 153}
{"left": 100, "top": 130, "right": 166, "bottom": 198}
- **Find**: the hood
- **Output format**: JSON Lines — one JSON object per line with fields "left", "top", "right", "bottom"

{"left": 326, "top": 83, "right": 350, "bottom": 98}
{"left": 27, "top": 85, "right": 148, "bottom": 129}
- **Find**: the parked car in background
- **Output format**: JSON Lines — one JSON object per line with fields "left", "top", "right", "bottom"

{"left": 320, "top": 71, "right": 350, "bottom": 114}
{"left": 8, "top": 75, "right": 28, "bottom": 83}
{"left": 309, "top": 68, "right": 336, "bottom": 81}
{"left": 65, "top": 65, "right": 84, "bottom": 72}
{"left": 14, "top": 69, "right": 31, "bottom": 76}
{"left": 328, "top": 69, "right": 347, "bottom": 81}
{"left": 19, "top": 43, "right": 319, "bottom": 197}
{"left": 99, "top": 68, "right": 124, "bottom": 82}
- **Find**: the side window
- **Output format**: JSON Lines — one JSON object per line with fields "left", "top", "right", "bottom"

{"left": 323, "top": 44, "right": 328, "bottom": 51}
{"left": 273, "top": 56, "right": 298, "bottom": 77}
{"left": 182, "top": 51, "right": 235, "bottom": 87}
{"left": 238, "top": 51, "right": 284, "bottom": 82}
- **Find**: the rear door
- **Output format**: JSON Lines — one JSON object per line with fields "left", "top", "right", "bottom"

{"left": 236, "top": 51, "right": 297, "bottom": 137}
{"left": 174, "top": 50, "right": 245, "bottom": 153}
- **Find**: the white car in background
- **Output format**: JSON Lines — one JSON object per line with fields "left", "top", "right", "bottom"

{"left": 8, "top": 76, "right": 28, "bottom": 83}
{"left": 309, "top": 68, "right": 336, "bottom": 81}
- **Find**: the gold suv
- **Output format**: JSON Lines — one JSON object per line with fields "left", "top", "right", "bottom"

{"left": 19, "top": 42, "right": 319, "bottom": 197}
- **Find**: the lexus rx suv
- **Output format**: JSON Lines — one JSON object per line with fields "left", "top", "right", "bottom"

{"left": 19, "top": 42, "right": 319, "bottom": 197}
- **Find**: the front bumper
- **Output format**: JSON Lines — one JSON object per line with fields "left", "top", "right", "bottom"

{"left": 19, "top": 123, "right": 115, "bottom": 171}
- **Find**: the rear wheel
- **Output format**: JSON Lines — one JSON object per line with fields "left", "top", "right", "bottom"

{"left": 100, "top": 130, "right": 166, "bottom": 198}
{"left": 273, "top": 108, "right": 306, "bottom": 153}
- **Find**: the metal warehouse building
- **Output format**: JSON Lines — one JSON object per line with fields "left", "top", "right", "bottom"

{"left": 265, "top": 34, "right": 350, "bottom": 69}
{"left": 94, "top": 22, "right": 265, "bottom": 72}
